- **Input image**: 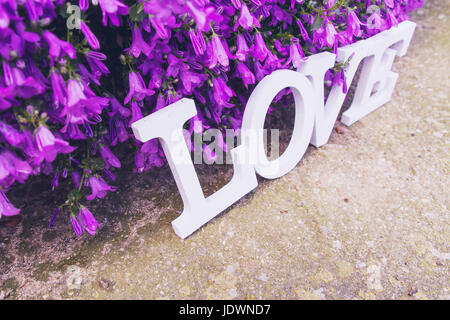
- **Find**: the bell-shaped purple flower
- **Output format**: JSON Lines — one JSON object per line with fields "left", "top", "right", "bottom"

{"left": 252, "top": 33, "right": 269, "bottom": 62}
{"left": 99, "top": 145, "right": 121, "bottom": 169}
{"left": 67, "top": 79, "right": 87, "bottom": 108}
{"left": 346, "top": 10, "right": 362, "bottom": 39}
{"left": 50, "top": 70, "right": 67, "bottom": 108}
{"left": 86, "top": 175, "right": 117, "bottom": 200}
{"left": 180, "top": 69, "right": 204, "bottom": 93}
{"left": 129, "top": 100, "right": 143, "bottom": 126}
{"left": 130, "top": 26, "right": 152, "bottom": 58}
{"left": 0, "top": 6, "right": 10, "bottom": 29}
{"left": 385, "top": 0, "right": 395, "bottom": 9}
{"left": 231, "top": 0, "right": 242, "bottom": 9}
{"left": 238, "top": 4, "right": 254, "bottom": 30}
{"left": 296, "top": 19, "right": 311, "bottom": 43}
{"left": 211, "top": 35, "right": 229, "bottom": 68}
{"left": 325, "top": 21, "right": 338, "bottom": 48}
{"left": 134, "top": 151, "right": 145, "bottom": 173}
{"left": 35, "top": 126, "right": 56, "bottom": 154}
{"left": 235, "top": 34, "right": 250, "bottom": 61}
{"left": 236, "top": 62, "right": 255, "bottom": 89}
{"left": 42, "top": 31, "right": 76, "bottom": 65}
{"left": 52, "top": 172, "right": 59, "bottom": 190}
{"left": 124, "top": 72, "right": 154, "bottom": 105}
{"left": 186, "top": 2, "right": 219, "bottom": 32}
{"left": 284, "top": 43, "right": 304, "bottom": 68}
{"left": 80, "top": 21, "right": 100, "bottom": 50}
{"left": 109, "top": 96, "right": 131, "bottom": 118}
{"left": 212, "top": 77, "right": 235, "bottom": 106}
{"left": 71, "top": 215, "right": 84, "bottom": 236}
{"left": 386, "top": 10, "right": 399, "bottom": 28}
{"left": 189, "top": 29, "right": 206, "bottom": 56}
{"left": 0, "top": 191, "right": 19, "bottom": 217}
{"left": 71, "top": 171, "right": 81, "bottom": 189}
{"left": 78, "top": 206, "right": 100, "bottom": 235}
{"left": 98, "top": 0, "right": 129, "bottom": 27}
{"left": 79, "top": 0, "right": 89, "bottom": 10}
{"left": 49, "top": 207, "right": 61, "bottom": 228}
{"left": 0, "top": 121, "right": 22, "bottom": 147}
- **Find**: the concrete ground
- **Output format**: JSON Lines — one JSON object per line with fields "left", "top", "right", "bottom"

{"left": 0, "top": 0, "right": 448, "bottom": 300}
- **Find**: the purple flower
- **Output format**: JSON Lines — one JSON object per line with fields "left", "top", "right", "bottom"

{"left": 0, "top": 6, "right": 10, "bottom": 29}
{"left": 212, "top": 77, "right": 235, "bottom": 106}
{"left": 124, "top": 71, "right": 154, "bottom": 105}
{"left": 346, "top": 10, "right": 362, "bottom": 38}
{"left": 385, "top": 0, "right": 395, "bottom": 8}
{"left": 0, "top": 191, "right": 19, "bottom": 218}
{"left": 296, "top": 19, "right": 311, "bottom": 43}
{"left": 79, "top": 0, "right": 89, "bottom": 11}
{"left": 180, "top": 69, "right": 204, "bottom": 93}
{"left": 99, "top": 145, "right": 121, "bottom": 169}
{"left": 42, "top": 31, "right": 76, "bottom": 65}
{"left": 129, "top": 100, "right": 143, "bottom": 126}
{"left": 129, "top": 26, "right": 152, "bottom": 58}
{"left": 66, "top": 79, "right": 87, "bottom": 108}
{"left": 80, "top": 21, "right": 100, "bottom": 50}
{"left": 333, "top": 69, "right": 348, "bottom": 94}
{"left": 236, "top": 62, "right": 255, "bottom": 88}
{"left": 50, "top": 70, "right": 67, "bottom": 108}
{"left": 325, "top": 21, "right": 338, "bottom": 48}
{"left": 134, "top": 151, "right": 145, "bottom": 173}
{"left": 85, "top": 51, "right": 110, "bottom": 80}
{"left": 33, "top": 126, "right": 74, "bottom": 163}
{"left": 78, "top": 206, "right": 100, "bottom": 235}
{"left": 72, "top": 171, "right": 81, "bottom": 189}
{"left": 238, "top": 4, "right": 255, "bottom": 30}
{"left": 49, "top": 207, "right": 61, "bottom": 228}
{"left": 86, "top": 175, "right": 117, "bottom": 200}
{"left": 231, "top": 0, "right": 242, "bottom": 9}
{"left": 71, "top": 215, "right": 84, "bottom": 237}
{"left": 52, "top": 172, "right": 59, "bottom": 190}
{"left": 98, "top": 0, "right": 129, "bottom": 26}
{"left": 211, "top": 35, "right": 229, "bottom": 68}
{"left": 109, "top": 95, "right": 131, "bottom": 118}
{"left": 35, "top": 126, "right": 55, "bottom": 154}
{"left": 235, "top": 34, "right": 250, "bottom": 62}
{"left": 284, "top": 43, "right": 305, "bottom": 68}
{"left": 103, "top": 168, "right": 116, "bottom": 181}
{"left": 189, "top": 29, "right": 206, "bottom": 56}
{"left": 186, "top": 2, "right": 220, "bottom": 32}
{"left": 387, "top": 10, "right": 399, "bottom": 28}
{"left": 252, "top": 33, "right": 269, "bottom": 62}
{"left": 2, "top": 62, "right": 45, "bottom": 99}
{"left": 0, "top": 121, "right": 22, "bottom": 147}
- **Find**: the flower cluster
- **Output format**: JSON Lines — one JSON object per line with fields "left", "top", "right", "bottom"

{"left": 0, "top": 0, "right": 423, "bottom": 236}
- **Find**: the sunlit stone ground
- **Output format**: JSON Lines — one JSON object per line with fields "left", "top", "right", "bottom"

{"left": 0, "top": 0, "right": 448, "bottom": 300}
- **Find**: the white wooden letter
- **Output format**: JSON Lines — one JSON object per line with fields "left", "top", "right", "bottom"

{"left": 132, "top": 98, "right": 258, "bottom": 239}
{"left": 341, "top": 21, "right": 416, "bottom": 125}
{"left": 241, "top": 69, "right": 316, "bottom": 179}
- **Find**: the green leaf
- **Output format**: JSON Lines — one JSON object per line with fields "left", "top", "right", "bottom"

{"left": 311, "top": 15, "right": 324, "bottom": 31}
{"left": 129, "top": 2, "right": 145, "bottom": 22}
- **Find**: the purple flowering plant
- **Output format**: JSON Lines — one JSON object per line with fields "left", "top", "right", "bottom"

{"left": 0, "top": 0, "right": 423, "bottom": 236}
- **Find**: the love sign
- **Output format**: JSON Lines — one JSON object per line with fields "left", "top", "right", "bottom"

{"left": 132, "top": 21, "right": 416, "bottom": 239}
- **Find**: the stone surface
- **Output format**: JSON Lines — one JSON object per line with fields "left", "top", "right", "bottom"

{"left": 0, "top": 0, "right": 449, "bottom": 300}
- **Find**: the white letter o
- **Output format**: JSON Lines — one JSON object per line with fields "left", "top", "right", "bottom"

{"left": 241, "top": 69, "right": 315, "bottom": 179}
